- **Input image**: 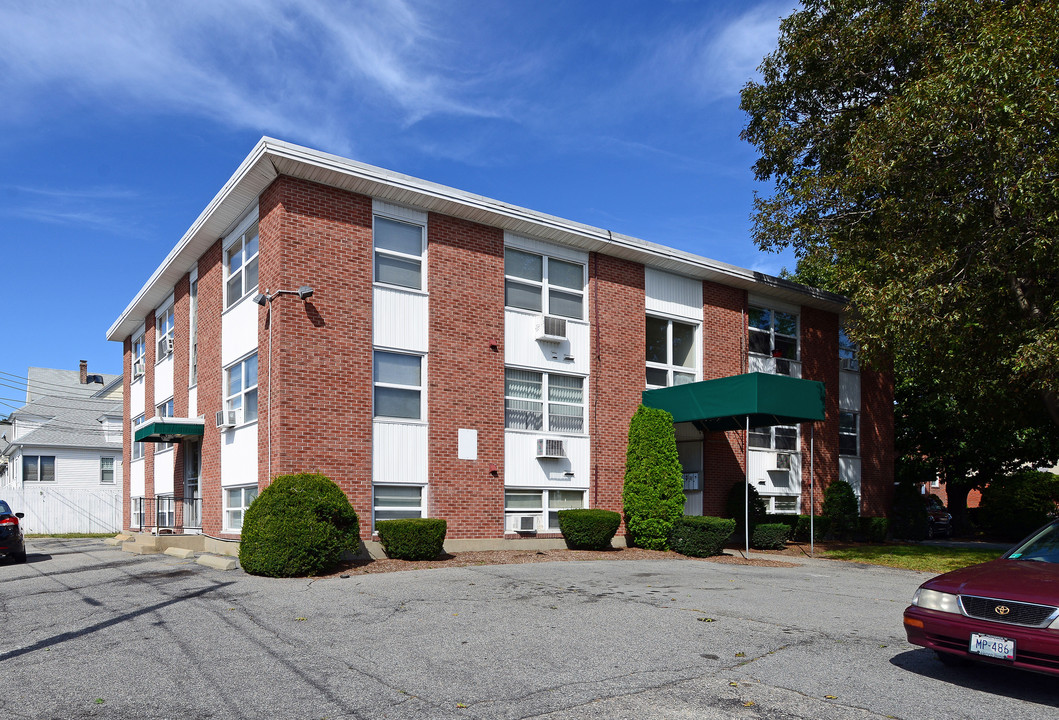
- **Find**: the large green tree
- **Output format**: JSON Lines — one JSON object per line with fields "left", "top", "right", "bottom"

{"left": 741, "top": 0, "right": 1059, "bottom": 426}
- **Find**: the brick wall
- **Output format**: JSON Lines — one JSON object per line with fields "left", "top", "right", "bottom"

{"left": 197, "top": 241, "right": 224, "bottom": 536}
{"left": 860, "top": 365, "right": 895, "bottom": 516}
{"left": 588, "top": 253, "right": 645, "bottom": 522}
{"left": 800, "top": 306, "right": 840, "bottom": 514}
{"left": 427, "top": 213, "right": 506, "bottom": 538}
{"left": 257, "top": 176, "right": 374, "bottom": 537}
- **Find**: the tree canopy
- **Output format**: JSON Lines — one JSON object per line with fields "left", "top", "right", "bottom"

{"left": 740, "top": 0, "right": 1059, "bottom": 425}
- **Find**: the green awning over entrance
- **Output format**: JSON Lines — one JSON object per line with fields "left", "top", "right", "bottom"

{"left": 641, "top": 372, "right": 826, "bottom": 431}
{"left": 134, "top": 417, "right": 205, "bottom": 443}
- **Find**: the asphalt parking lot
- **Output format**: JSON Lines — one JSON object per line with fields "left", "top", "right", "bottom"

{"left": 1, "top": 538, "right": 1056, "bottom": 720}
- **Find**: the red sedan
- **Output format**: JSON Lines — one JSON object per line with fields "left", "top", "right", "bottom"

{"left": 904, "top": 520, "right": 1059, "bottom": 676}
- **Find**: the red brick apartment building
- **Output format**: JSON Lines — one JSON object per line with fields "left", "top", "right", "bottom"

{"left": 107, "top": 138, "right": 893, "bottom": 549}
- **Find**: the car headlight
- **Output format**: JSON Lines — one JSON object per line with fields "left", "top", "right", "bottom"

{"left": 912, "top": 588, "right": 961, "bottom": 614}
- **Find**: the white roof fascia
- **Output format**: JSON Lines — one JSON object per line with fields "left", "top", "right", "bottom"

{"left": 108, "top": 137, "right": 845, "bottom": 341}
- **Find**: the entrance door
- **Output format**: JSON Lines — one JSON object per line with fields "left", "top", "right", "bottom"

{"left": 677, "top": 440, "right": 703, "bottom": 516}
{"left": 183, "top": 441, "right": 202, "bottom": 532}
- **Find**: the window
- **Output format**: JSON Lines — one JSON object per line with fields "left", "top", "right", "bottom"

{"left": 748, "top": 306, "right": 799, "bottom": 370}
{"left": 156, "top": 305, "right": 174, "bottom": 359}
{"left": 224, "top": 485, "right": 258, "bottom": 532}
{"left": 225, "top": 354, "right": 258, "bottom": 424}
{"left": 132, "top": 414, "right": 146, "bottom": 460}
{"left": 373, "top": 351, "right": 423, "bottom": 420}
{"left": 504, "top": 248, "right": 585, "bottom": 320}
{"left": 156, "top": 398, "right": 175, "bottom": 450}
{"left": 373, "top": 485, "right": 424, "bottom": 526}
{"left": 769, "top": 496, "right": 799, "bottom": 514}
{"left": 839, "top": 327, "right": 859, "bottom": 371}
{"left": 132, "top": 334, "right": 146, "bottom": 378}
{"left": 22, "top": 455, "right": 55, "bottom": 482}
{"left": 225, "top": 222, "right": 259, "bottom": 307}
{"left": 645, "top": 316, "right": 698, "bottom": 388}
{"left": 504, "top": 369, "right": 584, "bottom": 433}
{"left": 100, "top": 457, "right": 115, "bottom": 485}
{"left": 130, "top": 497, "right": 145, "bottom": 529}
{"left": 189, "top": 278, "right": 199, "bottom": 385}
{"left": 839, "top": 411, "right": 859, "bottom": 456}
{"left": 749, "top": 424, "right": 798, "bottom": 451}
{"left": 505, "top": 489, "right": 585, "bottom": 531}
{"left": 374, "top": 216, "right": 425, "bottom": 290}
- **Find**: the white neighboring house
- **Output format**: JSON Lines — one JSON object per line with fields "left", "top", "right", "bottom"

{"left": 0, "top": 364, "right": 123, "bottom": 533}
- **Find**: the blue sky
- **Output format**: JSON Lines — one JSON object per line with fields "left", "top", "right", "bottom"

{"left": 0, "top": 0, "right": 797, "bottom": 406}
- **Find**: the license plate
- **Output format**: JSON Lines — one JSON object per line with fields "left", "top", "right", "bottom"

{"left": 970, "top": 633, "right": 1015, "bottom": 661}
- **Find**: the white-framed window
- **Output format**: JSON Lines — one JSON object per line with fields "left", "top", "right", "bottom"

{"left": 225, "top": 354, "right": 258, "bottom": 424}
{"left": 156, "top": 397, "right": 175, "bottom": 450}
{"left": 156, "top": 305, "right": 174, "bottom": 360}
{"left": 373, "top": 351, "right": 424, "bottom": 420}
{"left": 132, "top": 333, "right": 146, "bottom": 379}
{"left": 646, "top": 315, "right": 698, "bottom": 388}
{"left": 132, "top": 414, "right": 146, "bottom": 460}
{"left": 224, "top": 485, "right": 258, "bottom": 532}
{"left": 373, "top": 485, "right": 425, "bottom": 527}
{"left": 504, "top": 248, "right": 585, "bottom": 320}
{"left": 22, "top": 455, "right": 55, "bottom": 482}
{"left": 749, "top": 424, "right": 799, "bottom": 451}
{"left": 100, "top": 457, "right": 115, "bottom": 485}
{"left": 505, "top": 489, "right": 585, "bottom": 531}
{"left": 189, "top": 278, "right": 199, "bottom": 385}
{"left": 504, "top": 369, "right": 584, "bottom": 433}
{"left": 839, "top": 411, "right": 859, "bottom": 456}
{"left": 749, "top": 305, "right": 799, "bottom": 365}
{"left": 374, "top": 215, "right": 425, "bottom": 290}
{"left": 130, "top": 497, "right": 145, "bottom": 529}
{"left": 765, "top": 495, "right": 799, "bottom": 514}
{"left": 225, "top": 222, "right": 259, "bottom": 308}
{"left": 839, "top": 327, "right": 859, "bottom": 371}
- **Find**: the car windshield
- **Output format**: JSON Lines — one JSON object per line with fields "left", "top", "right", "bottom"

{"left": 0, "top": 500, "right": 11, "bottom": 515}
{"left": 1008, "top": 523, "right": 1059, "bottom": 563}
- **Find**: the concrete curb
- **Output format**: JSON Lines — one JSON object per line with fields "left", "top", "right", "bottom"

{"left": 164, "top": 547, "right": 197, "bottom": 559}
{"left": 196, "top": 554, "right": 238, "bottom": 571}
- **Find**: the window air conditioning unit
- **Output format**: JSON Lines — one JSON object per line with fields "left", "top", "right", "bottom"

{"left": 775, "top": 453, "right": 792, "bottom": 471}
{"left": 840, "top": 357, "right": 859, "bottom": 371}
{"left": 534, "top": 315, "right": 567, "bottom": 343}
{"left": 215, "top": 410, "right": 238, "bottom": 429}
{"left": 132, "top": 360, "right": 145, "bottom": 378}
{"left": 512, "top": 514, "right": 538, "bottom": 533}
{"left": 166, "top": 337, "right": 174, "bottom": 354}
{"left": 536, "top": 438, "right": 566, "bottom": 458}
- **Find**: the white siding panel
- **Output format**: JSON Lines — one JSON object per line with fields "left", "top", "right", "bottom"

{"left": 504, "top": 433, "right": 590, "bottom": 490}
{"left": 505, "top": 232, "right": 589, "bottom": 266}
{"left": 839, "top": 370, "right": 861, "bottom": 411}
{"left": 188, "top": 385, "right": 198, "bottom": 419}
{"left": 373, "top": 422, "right": 428, "bottom": 484}
{"left": 373, "top": 199, "right": 427, "bottom": 225}
{"left": 504, "top": 310, "right": 589, "bottom": 375}
{"left": 5, "top": 487, "right": 121, "bottom": 534}
{"left": 154, "top": 355, "right": 174, "bottom": 407}
{"left": 220, "top": 422, "right": 258, "bottom": 487}
{"left": 373, "top": 286, "right": 429, "bottom": 353}
{"left": 840, "top": 456, "right": 863, "bottom": 504}
{"left": 19, "top": 447, "right": 120, "bottom": 489}
{"left": 154, "top": 447, "right": 175, "bottom": 495}
{"left": 222, "top": 298, "right": 259, "bottom": 367}
{"left": 130, "top": 459, "right": 145, "bottom": 497}
{"left": 645, "top": 267, "right": 702, "bottom": 320}
{"left": 748, "top": 450, "right": 802, "bottom": 496}
{"left": 131, "top": 376, "right": 145, "bottom": 418}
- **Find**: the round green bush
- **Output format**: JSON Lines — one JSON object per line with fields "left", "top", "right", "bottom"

{"left": 822, "top": 480, "right": 859, "bottom": 541}
{"left": 622, "top": 405, "right": 686, "bottom": 550}
{"left": 376, "top": 518, "right": 447, "bottom": 560}
{"left": 239, "top": 473, "right": 359, "bottom": 577}
{"left": 557, "top": 508, "right": 621, "bottom": 550}
{"left": 751, "top": 523, "right": 790, "bottom": 550}
{"left": 668, "top": 516, "right": 736, "bottom": 557}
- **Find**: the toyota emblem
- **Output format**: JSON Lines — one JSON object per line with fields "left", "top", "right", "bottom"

{"left": 995, "top": 605, "right": 1011, "bottom": 615}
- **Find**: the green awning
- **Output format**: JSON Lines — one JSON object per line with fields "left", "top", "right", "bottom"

{"left": 134, "top": 417, "right": 205, "bottom": 443}
{"left": 641, "top": 372, "right": 826, "bottom": 431}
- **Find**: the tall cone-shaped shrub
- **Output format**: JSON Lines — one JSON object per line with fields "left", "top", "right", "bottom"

{"left": 622, "top": 404, "right": 686, "bottom": 550}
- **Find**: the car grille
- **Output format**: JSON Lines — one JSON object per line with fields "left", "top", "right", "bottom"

{"left": 960, "top": 595, "right": 1058, "bottom": 627}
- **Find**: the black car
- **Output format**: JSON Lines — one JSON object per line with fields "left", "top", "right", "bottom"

{"left": 926, "top": 495, "right": 953, "bottom": 539}
{"left": 0, "top": 500, "right": 27, "bottom": 563}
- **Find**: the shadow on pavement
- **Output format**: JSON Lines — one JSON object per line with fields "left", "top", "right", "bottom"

{"left": 890, "top": 649, "right": 1059, "bottom": 706}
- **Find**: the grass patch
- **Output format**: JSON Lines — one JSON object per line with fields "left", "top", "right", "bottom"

{"left": 822, "top": 544, "right": 1005, "bottom": 573}
{"left": 25, "top": 533, "right": 113, "bottom": 539}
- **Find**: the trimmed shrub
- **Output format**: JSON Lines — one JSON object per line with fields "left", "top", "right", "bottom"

{"left": 725, "top": 482, "right": 768, "bottom": 532}
{"left": 668, "top": 516, "right": 736, "bottom": 557}
{"left": 239, "top": 473, "right": 359, "bottom": 577}
{"left": 557, "top": 509, "right": 621, "bottom": 550}
{"left": 858, "top": 516, "right": 890, "bottom": 543}
{"left": 376, "top": 518, "right": 447, "bottom": 560}
{"left": 622, "top": 405, "right": 686, "bottom": 550}
{"left": 764, "top": 513, "right": 801, "bottom": 533}
{"left": 891, "top": 481, "right": 929, "bottom": 540}
{"left": 751, "top": 523, "right": 790, "bottom": 550}
{"left": 793, "top": 515, "right": 831, "bottom": 542}
{"left": 823, "top": 480, "right": 859, "bottom": 541}
{"left": 979, "top": 469, "right": 1059, "bottom": 542}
